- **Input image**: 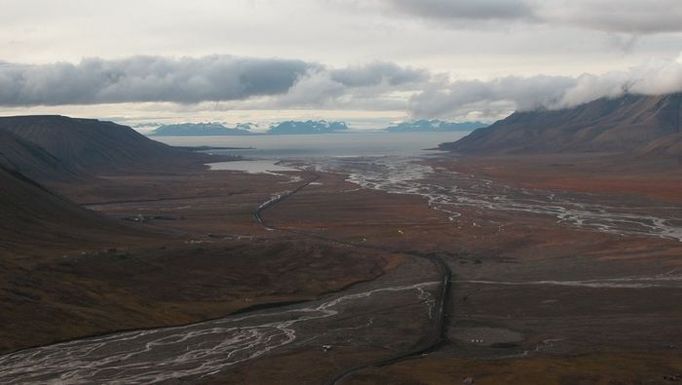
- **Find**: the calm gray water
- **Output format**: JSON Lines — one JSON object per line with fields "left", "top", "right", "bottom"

{"left": 207, "top": 159, "right": 299, "bottom": 174}
{"left": 153, "top": 132, "right": 469, "bottom": 160}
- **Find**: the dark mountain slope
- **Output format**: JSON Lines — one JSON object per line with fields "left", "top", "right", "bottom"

{"left": 0, "top": 129, "right": 77, "bottom": 181}
{"left": 0, "top": 165, "right": 143, "bottom": 254}
{"left": 441, "top": 93, "right": 682, "bottom": 155}
{"left": 637, "top": 133, "right": 682, "bottom": 157}
{"left": 0, "top": 115, "right": 212, "bottom": 179}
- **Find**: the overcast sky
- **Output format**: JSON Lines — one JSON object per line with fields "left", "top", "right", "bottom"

{"left": 1, "top": 0, "right": 682, "bottom": 129}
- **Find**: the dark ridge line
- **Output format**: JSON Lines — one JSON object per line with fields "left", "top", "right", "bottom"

{"left": 253, "top": 171, "right": 321, "bottom": 228}
{"left": 0, "top": 163, "right": 55, "bottom": 196}
{"left": 81, "top": 194, "right": 238, "bottom": 206}
{"left": 676, "top": 97, "right": 682, "bottom": 133}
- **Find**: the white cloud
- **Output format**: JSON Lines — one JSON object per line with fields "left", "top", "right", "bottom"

{"left": 2, "top": 54, "right": 681, "bottom": 123}
{"left": 408, "top": 59, "right": 682, "bottom": 118}
{"left": 1, "top": 1, "right": 682, "bottom": 125}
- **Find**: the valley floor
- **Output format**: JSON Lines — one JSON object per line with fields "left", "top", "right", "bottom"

{"left": 1, "top": 152, "right": 681, "bottom": 384}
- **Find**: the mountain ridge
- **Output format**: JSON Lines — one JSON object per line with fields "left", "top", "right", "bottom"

{"left": 0, "top": 115, "right": 214, "bottom": 180}
{"left": 0, "top": 164, "right": 142, "bottom": 254}
{"left": 385, "top": 120, "right": 486, "bottom": 133}
{"left": 440, "top": 93, "right": 682, "bottom": 156}
{"left": 267, "top": 120, "right": 349, "bottom": 135}
{"left": 149, "top": 122, "right": 255, "bottom": 136}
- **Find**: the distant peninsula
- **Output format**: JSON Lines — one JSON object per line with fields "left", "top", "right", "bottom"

{"left": 267, "top": 120, "right": 349, "bottom": 135}
{"left": 384, "top": 120, "right": 486, "bottom": 133}
{"left": 149, "top": 120, "right": 352, "bottom": 136}
{"left": 149, "top": 123, "right": 256, "bottom": 136}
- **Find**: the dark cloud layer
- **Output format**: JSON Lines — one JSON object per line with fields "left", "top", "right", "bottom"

{"left": 330, "top": 62, "right": 428, "bottom": 87}
{"left": 385, "top": 0, "right": 534, "bottom": 21}
{"left": 380, "top": 0, "right": 682, "bottom": 34}
{"left": 2, "top": 54, "right": 682, "bottom": 122}
{"left": 0, "top": 56, "right": 429, "bottom": 107}
{"left": 0, "top": 56, "right": 312, "bottom": 106}
{"left": 551, "top": 0, "right": 682, "bottom": 34}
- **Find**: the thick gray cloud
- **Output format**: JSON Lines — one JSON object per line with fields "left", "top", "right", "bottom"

{"left": 330, "top": 62, "right": 428, "bottom": 87}
{"left": 0, "top": 57, "right": 429, "bottom": 109}
{"left": 384, "top": 0, "right": 534, "bottom": 21}
{"left": 545, "top": 0, "right": 682, "bottom": 34}
{"left": 0, "top": 56, "right": 312, "bottom": 106}
{"left": 238, "top": 62, "right": 427, "bottom": 110}
{"left": 379, "top": 0, "right": 682, "bottom": 34}
{"left": 0, "top": 56, "right": 428, "bottom": 107}
{"left": 408, "top": 59, "right": 682, "bottom": 118}
{"left": 2, "top": 53, "right": 682, "bottom": 122}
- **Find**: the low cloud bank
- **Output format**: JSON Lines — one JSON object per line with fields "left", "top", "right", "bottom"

{"left": 1, "top": 54, "right": 681, "bottom": 121}
{"left": 0, "top": 56, "right": 311, "bottom": 105}
{"left": 0, "top": 56, "right": 424, "bottom": 107}
{"left": 408, "top": 59, "right": 682, "bottom": 118}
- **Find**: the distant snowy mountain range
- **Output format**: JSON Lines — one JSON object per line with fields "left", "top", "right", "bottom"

{"left": 148, "top": 119, "right": 484, "bottom": 136}
{"left": 385, "top": 120, "right": 486, "bottom": 132}
{"left": 148, "top": 122, "right": 257, "bottom": 136}
{"left": 268, "top": 120, "right": 349, "bottom": 135}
